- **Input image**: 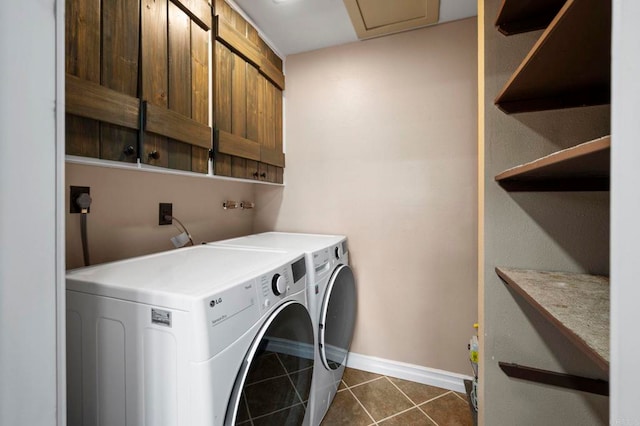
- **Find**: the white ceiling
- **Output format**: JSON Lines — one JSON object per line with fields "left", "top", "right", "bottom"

{"left": 231, "top": 0, "right": 477, "bottom": 57}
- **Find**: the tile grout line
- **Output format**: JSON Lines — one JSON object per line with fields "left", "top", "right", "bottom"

{"left": 375, "top": 404, "right": 424, "bottom": 424}
{"left": 417, "top": 402, "right": 441, "bottom": 426}
{"left": 274, "top": 352, "right": 307, "bottom": 408}
{"left": 417, "top": 391, "right": 460, "bottom": 426}
{"left": 344, "top": 375, "right": 385, "bottom": 390}
{"left": 243, "top": 389, "right": 256, "bottom": 426}
{"left": 245, "top": 353, "right": 309, "bottom": 424}
{"left": 383, "top": 376, "right": 440, "bottom": 426}
{"left": 249, "top": 402, "right": 307, "bottom": 423}
{"left": 347, "top": 386, "right": 379, "bottom": 425}
{"left": 384, "top": 376, "right": 420, "bottom": 405}
{"left": 451, "top": 390, "right": 469, "bottom": 403}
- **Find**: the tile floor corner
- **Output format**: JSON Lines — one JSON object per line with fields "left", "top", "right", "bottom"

{"left": 320, "top": 368, "right": 474, "bottom": 426}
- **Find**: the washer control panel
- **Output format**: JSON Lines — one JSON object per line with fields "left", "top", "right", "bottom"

{"left": 201, "top": 254, "right": 307, "bottom": 359}
{"left": 257, "top": 255, "right": 306, "bottom": 314}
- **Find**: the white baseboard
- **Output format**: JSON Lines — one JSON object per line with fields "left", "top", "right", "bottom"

{"left": 345, "top": 352, "right": 472, "bottom": 393}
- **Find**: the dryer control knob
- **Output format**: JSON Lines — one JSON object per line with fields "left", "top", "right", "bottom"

{"left": 335, "top": 246, "right": 341, "bottom": 259}
{"left": 272, "top": 274, "right": 287, "bottom": 296}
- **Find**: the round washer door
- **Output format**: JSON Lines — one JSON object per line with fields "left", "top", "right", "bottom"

{"left": 319, "top": 264, "right": 357, "bottom": 370}
{"left": 225, "top": 301, "right": 314, "bottom": 425}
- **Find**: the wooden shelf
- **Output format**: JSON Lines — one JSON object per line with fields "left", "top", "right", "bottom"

{"left": 495, "top": 135, "right": 610, "bottom": 191}
{"left": 495, "top": 0, "right": 566, "bottom": 35}
{"left": 496, "top": 267, "right": 609, "bottom": 373}
{"left": 495, "top": 0, "right": 611, "bottom": 114}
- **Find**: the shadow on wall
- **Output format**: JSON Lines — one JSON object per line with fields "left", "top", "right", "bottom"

{"left": 509, "top": 105, "right": 611, "bottom": 153}
{"left": 510, "top": 191, "right": 609, "bottom": 276}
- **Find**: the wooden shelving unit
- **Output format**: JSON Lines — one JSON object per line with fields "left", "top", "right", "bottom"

{"left": 495, "top": 267, "right": 609, "bottom": 372}
{"left": 486, "top": 0, "right": 613, "bottom": 417}
{"left": 495, "top": 0, "right": 611, "bottom": 113}
{"left": 495, "top": 135, "right": 610, "bottom": 191}
{"left": 495, "top": 0, "right": 566, "bottom": 35}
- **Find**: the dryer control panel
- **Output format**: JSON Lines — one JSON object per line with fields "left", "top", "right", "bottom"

{"left": 312, "top": 245, "right": 340, "bottom": 280}
{"left": 257, "top": 256, "right": 307, "bottom": 313}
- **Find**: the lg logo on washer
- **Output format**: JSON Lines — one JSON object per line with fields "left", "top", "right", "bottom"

{"left": 210, "top": 298, "right": 223, "bottom": 307}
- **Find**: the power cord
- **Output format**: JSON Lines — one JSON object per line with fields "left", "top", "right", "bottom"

{"left": 76, "top": 193, "right": 92, "bottom": 266}
{"left": 165, "top": 215, "right": 194, "bottom": 247}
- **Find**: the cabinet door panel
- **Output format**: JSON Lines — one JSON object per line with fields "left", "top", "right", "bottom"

{"left": 265, "top": 79, "right": 276, "bottom": 151}
{"left": 141, "top": 0, "right": 212, "bottom": 172}
{"left": 246, "top": 64, "right": 259, "bottom": 141}
{"left": 168, "top": 140, "right": 192, "bottom": 171}
{"left": 232, "top": 54, "right": 247, "bottom": 137}
{"left": 216, "top": 154, "right": 232, "bottom": 176}
{"left": 101, "top": 125, "right": 139, "bottom": 162}
{"left": 66, "top": 115, "right": 100, "bottom": 158}
{"left": 191, "top": 23, "right": 210, "bottom": 173}
{"left": 172, "top": 0, "right": 212, "bottom": 30}
{"left": 214, "top": 40, "right": 233, "bottom": 176}
{"left": 167, "top": 2, "right": 193, "bottom": 171}
{"left": 66, "top": 0, "right": 100, "bottom": 81}
{"left": 246, "top": 160, "right": 259, "bottom": 180}
{"left": 212, "top": 0, "right": 285, "bottom": 182}
{"left": 141, "top": 0, "right": 169, "bottom": 167}
{"left": 66, "top": 0, "right": 100, "bottom": 157}
{"left": 169, "top": 3, "right": 192, "bottom": 117}
{"left": 275, "top": 87, "right": 283, "bottom": 153}
{"left": 101, "top": 0, "right": 140, "bottom": 162}
{"left": 231, "top": 157, "right": 248, "bottom": 179}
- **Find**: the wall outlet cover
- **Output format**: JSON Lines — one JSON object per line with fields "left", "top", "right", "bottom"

{"left": 159, "top": 203, "right": 172, "bottom": 225}
{"left": 70, "top": 186, "right": 90, "bottom": 214}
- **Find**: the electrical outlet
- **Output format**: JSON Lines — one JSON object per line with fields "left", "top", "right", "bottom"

{"left": 70, "top": 186, "right": 91, "bottom": 213}
{"left": 159, "top": 203, "right": 172, "bottom": 225}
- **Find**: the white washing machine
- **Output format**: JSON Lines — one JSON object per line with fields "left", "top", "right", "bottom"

{"left": 211, "top": 232, "right": 357, "bottom": 426}
{"left": 66, "top": 244, "right": 316, "bottom": 426}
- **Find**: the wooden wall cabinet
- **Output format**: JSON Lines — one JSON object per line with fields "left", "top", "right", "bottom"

{"left": 212, "top": 0, "right": 285, "bottom": 184}
{"left": 65, "top": 0, "right": 212, "bottom": 173}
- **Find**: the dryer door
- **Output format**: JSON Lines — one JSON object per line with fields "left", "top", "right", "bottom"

{"left": 225, "top": 301, "right": 314, "bottom": 425}
{"left": 319, "top": 264, "right": 357, "bottom": 370}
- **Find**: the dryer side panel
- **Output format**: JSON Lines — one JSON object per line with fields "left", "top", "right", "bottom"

{"left": 66, "top": 290, "right": 190, "bottom": 426}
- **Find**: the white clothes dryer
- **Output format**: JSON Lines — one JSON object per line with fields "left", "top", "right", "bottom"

{"left": 66, "top": 245, "right": 315, "bottom": 426}
{"left": 211, "top": 232, "right": 357, "bottom": 426}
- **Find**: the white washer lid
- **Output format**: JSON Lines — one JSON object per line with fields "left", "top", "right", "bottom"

{"left": 214, "top": 232, "right": 346, "bottom": 254}
{"left": 66, "top": 245, "right": 299, "bottom": 310}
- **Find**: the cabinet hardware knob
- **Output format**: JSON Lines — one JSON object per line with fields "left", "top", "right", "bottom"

{"left": 148, "top": 150, "right": 160, "bottom": 160}
{"left": 123, "top": 145, "right": 135, "bottom": 156}
{"left": 260, "top": 172, "right": 267, "bottom": 178}
{"left": 253, "top": 171, "right": 259, "bottom": 178}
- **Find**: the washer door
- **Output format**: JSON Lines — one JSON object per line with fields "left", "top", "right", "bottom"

{"left": 319, "top": 264, "right": 357, "bottom": 370}
{"left": 225, "top": 301, "right": 315, "bottom": 425}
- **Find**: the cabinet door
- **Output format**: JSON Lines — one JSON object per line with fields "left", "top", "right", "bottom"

{"left": 141, "top": 0, "right": 212, "bottom": 173}
{"left": 66, "top": 0, "right": 140, "bottom": 163}
{"left": 212, "top": 0, "right": 285, "bottom": 183}
{"left": 66, "top": 0, "right": 212, "bottom": 173}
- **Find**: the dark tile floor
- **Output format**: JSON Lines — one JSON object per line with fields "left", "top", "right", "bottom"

{"left": 238, "top": 350, "right": 314, "bottom": 425}
{"left": 320, "top": 368, "right": 474, "bottom": 426}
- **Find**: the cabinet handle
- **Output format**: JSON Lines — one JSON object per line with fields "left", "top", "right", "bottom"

{"left": 123, "top": 145, "right": 135, "bottom": 156}
{"left": 260, "top": 172, "right": 267, "bottom": 178}
{"left": 253, "top": 171, "right": 259, "bottom": 179}
{"left": 148, "top": 150, "right": 160, "bottom": 160}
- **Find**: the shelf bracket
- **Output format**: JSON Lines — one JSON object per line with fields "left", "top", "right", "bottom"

{"left": 499, "top": 362, "right": 609, "bottom": 396}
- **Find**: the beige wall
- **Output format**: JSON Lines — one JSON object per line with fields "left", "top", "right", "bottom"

{"left": 66, "top": 163, "right": 255, "bottom": 269}
{"left": 254, "top": 18, "right": 478, "bottom": 374}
